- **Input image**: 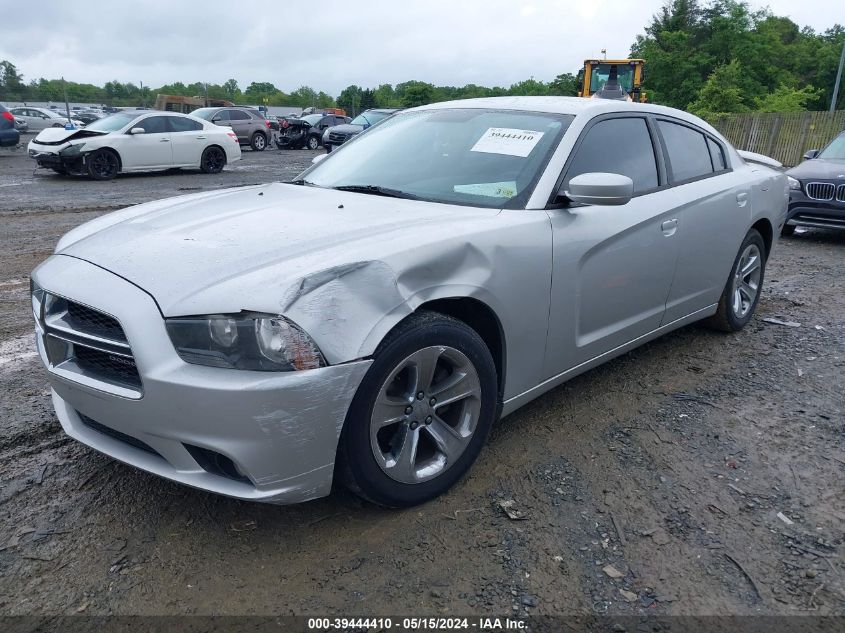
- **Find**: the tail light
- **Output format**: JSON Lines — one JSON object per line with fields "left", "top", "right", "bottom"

{"left": 227, "top": 132, "right": 238, "bottom": 143}
{"left": 265, "top": 120, "right": 271, "bottom": 129}
{"left": 1, "top": 111, "right": 14, "bottom": 122}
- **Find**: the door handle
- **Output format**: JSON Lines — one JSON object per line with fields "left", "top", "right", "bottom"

{"left": 736, "top": 192, "right": 748, "bottom": 207}
{"left": 196, "top": 136, "right": 206, "bottom": 139}
{"left": 159, "top": 138, "right": 170, "bottom": 142}
{"left": 661, "top": 218, "right": 678, "bottom": 236}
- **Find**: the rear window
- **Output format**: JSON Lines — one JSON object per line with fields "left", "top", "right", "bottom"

{"left": 658, "top": 120, "right": 713, "bottom": 182}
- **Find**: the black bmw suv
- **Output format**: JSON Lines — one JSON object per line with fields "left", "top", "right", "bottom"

{"left": 0, "top": 104, "right": 21, "bottom": 148}
{"left": 784, "top": 132, "right": 845, "bottom": 235}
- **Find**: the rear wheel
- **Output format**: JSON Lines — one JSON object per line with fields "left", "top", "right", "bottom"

{"left": 86, "top": 149, "right": 119, "bottom": 180}
{"left": 200, "top": 146, "right": 226, "bottom": 174}
{"left": 250, "top": 132, "right": 267, "bottom": 151}
{"left": 706, "top": 228, "right": 766, "bottom": 332}
{"left": 337, "top": 312, "right": 498, "bottom": 507}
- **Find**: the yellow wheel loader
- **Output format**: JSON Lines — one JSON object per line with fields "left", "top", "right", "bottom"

{"left": 578, "top": 59, "right": 646, "bottom": 103}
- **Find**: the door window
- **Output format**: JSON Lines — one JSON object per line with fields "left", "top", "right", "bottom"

{"left": 657, "top": 120, "right": 713, "bottom": 182}
{"left": 565, "top": 117, "right": 659, "bottom": 194}
{"left": 169, "top": 117, "right": 203, "bottom": 132}
{"left": 227, "top": 110, "right": 250, "bottom": 121}
{"left": 137, "top": 116, "right": 169, "bottom": 134}
{"left": 707, "top": 137, "right": 726, "bottom": 171}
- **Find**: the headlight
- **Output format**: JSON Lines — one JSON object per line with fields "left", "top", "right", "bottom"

{"left": 30, "top": 279, "right": 45, "bottom": 322}
{"left": 59, "top": 143, "right": 85, "bottom": 157}
{"left": 787, "top": 176, "right": 801, "bottom": 191}
{"left": 165, "top": 313, "right": 326, "bottom": 372}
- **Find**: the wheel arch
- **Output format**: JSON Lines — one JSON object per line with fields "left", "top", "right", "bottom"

{"left": 88, "top": 146, "right": 123, "bottom": 172}
{"left": 204, "top": 143, "right": 227, "bottom": 162}
{"left": 751, "top": 218, "right": 773, "bottom": 258}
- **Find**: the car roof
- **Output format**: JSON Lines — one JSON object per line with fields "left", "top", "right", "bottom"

{"left": 413, "top": 96, "right": 713, "bottom": 131}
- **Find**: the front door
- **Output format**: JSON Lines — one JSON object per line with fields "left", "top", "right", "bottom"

{"left": 543, "top": 115, "right": 682, "bottom": 379}
{"left": 120, "top": 115, "right": 172, "bottom": 169}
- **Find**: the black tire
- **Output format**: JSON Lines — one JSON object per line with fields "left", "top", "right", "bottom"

{"left": 706, "top": 228, "right": 767, "bottom": 332}
{"left": 781, "top": 224, "right": 796, "bottom": 237}
{"left": 200, "top": 146, "right": 226, "bottom": 174}
{"left": 250, "top": 132, "right": 267, "bottom": 151}
{"left": 336, "top": 311, "right": 499, "bottom": 508}
{"left": 307, "top": 135, "right": 320, "bottom": 150}
{"left": 325, "top": 144, "right": 333, "bottom": 153}
{"left": 86, "top": 149, "right": 120, "bottom": 180}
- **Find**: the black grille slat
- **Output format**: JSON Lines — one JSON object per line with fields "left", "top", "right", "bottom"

{"left": 837, "top": 184, "right": 845, "bottom": 202}
{"left": 65, "top": 301, "right": 126, "bottom": 342}
{"left": 74, "top": 345, "right": 142, "bottom": 389}
{"left": 77, "top": 413, "right": 160, "bottom": 456}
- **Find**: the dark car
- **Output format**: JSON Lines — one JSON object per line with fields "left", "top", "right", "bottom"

{"left": 276, "top": 114, "right": 350, "bottom": 150}
{"left": 0, "top": 104, "right": 21, "bottom": 148}
{"left": 191, "top": 106, "right": 271, "bottom": 151}
{"left": 322, "top": 108, "right": 399, "bottom": 152}
{"left": 783, "top": 132, "right": 845, "bottom": 235}
{"left": 74, "top": 112, "right": 103, "bottom": 126}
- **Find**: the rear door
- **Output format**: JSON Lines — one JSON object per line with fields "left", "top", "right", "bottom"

{"left": 168, "top": 116, "right": 207, "bottom": 166}
{"left": 119, "top": 115, "right": 173, "bottom": 169}
{"left": 226, "top": 109, "right": 251, "bottom": 143}
{"left": 544, "top": 114, "right": 682, "bottom": 379}
{"left": 656, "top": 118, "right": 751, "bottom": 323}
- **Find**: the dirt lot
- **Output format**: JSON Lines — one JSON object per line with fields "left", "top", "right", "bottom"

{"left": 0, "top": 147, "right": 843, "bottom": 620}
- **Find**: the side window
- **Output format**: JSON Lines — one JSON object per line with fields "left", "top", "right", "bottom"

{"left": 707, "top": 137, "right": 726, "bottom": 171}
{"left": 138, "top": 116, "right": 169, "bottom": 134}
{"left": 228, "top": 110, "right": 250, "bottom": 121}
{"left": 212, "top": 110, "right": 229, "bottom": 121}
{"left": 169, "top": 117, "right": 203, "bottom": 133}
{"left": 658, "top": 120, "right": 713, "bottom": 182}
{"left": 565, "top": 117, "right": 659, "bottom": 194}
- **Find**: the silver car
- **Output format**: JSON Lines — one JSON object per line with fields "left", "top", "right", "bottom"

{"left": 9, "top": 107, "right": 83, "bottom": 131}
{"left": 30, "top": 97, "right": 788, "bottom": 507}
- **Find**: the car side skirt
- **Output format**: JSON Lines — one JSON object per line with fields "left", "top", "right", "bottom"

{"left": 501, "top": 304, "right": 717, "bottom": 417}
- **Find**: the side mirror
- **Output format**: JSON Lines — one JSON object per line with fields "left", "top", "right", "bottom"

{"left": 311, "top": 153, "right": 328, "bottom": 165}
{"left": 129, "top": 127, "right": 146, "bottom": 135}
{"left": 563, "top": 172, "right": 633, "bottom": 206}
{"left": 803, "top": 149, "right": 819, "bottom": 160}
{"left": 211, "top": 116, "right": 222, "bottom": 123}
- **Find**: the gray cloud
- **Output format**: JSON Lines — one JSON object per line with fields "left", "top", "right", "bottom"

{"left": 0, "top": 0, "right": 836, "bottom": 96}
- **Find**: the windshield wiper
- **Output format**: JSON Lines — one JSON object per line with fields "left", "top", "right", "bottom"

{"left": 331, "top": 185, "right": 422, "bottom": 200}
{"left": 290, "top": 178, "right": 317, "bottom": 186}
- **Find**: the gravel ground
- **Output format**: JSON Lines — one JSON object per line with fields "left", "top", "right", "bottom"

{"left": 0, "top": 147, "right": 843, "bottom": 619}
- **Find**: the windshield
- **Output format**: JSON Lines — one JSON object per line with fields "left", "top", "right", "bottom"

{"left": 590, "top": 64, "right": 634, "bottom": 94}
{"left": 83, "top": 112, "right": 138, "bottom": 133}
{"left": 818, "top": 133, "right": 845, "bottom": 160}
{"left": 302, "top": 108, "right": 573, "bottom": 209}
{"left": 300, "top": 114, "right": 324, "bottom": 125}
{"left": 351, "top": 111, "right": 390, "bottom": 126}
{"left": 190, "top": 108, "right": 218, "bottom": 121}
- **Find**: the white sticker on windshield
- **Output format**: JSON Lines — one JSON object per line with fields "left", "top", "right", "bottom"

{"left": 453, "top": 181, "right": 518, "bottom": 198}
{"left": 470, "top": 128, "right": 545, "bottom": 157}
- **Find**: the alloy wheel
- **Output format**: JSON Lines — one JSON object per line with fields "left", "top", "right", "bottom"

{"left": 731, "top": 243, "right": 762, "bottom": 318}
{"left": 369, "top": 345, "right": 482, "bottom": 484}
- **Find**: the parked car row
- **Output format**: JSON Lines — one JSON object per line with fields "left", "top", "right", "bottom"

{"left": 9, "top": 107, "right": 84, "bottom": 131}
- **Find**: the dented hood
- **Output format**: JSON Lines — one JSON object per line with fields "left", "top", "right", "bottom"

{"left": 59, "top": 182, "right": 500, "bottom": 317}
{"left": 33, "top": 126, "right": 105, "bottom": 145}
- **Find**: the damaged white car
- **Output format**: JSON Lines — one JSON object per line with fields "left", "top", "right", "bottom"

{"left": 31, "top": 97, "right": 787, "bottom": 507}
{"left": 27, "top": 110, "right": 241, "bottom": 179}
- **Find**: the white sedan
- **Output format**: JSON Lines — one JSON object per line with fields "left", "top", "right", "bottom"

{"left": 27, "top": 110, "right": 242, "bottom": 179}
{"left": 9, "top": 106, "right": 84, "bottom": 131}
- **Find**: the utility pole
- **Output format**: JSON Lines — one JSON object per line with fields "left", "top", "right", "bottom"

{"left": 140, "top": 80, "right": 145, "bottom": 108}
{"left": 62, "top": 77, "right": 72, "bottom": 127}
{"left": 831, "top": 38, "right": 845, "bottom": 113}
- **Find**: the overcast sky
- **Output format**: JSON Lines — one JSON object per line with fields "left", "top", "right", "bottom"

{"left": 0, "top": 0, "right": 840, "bottom": 96}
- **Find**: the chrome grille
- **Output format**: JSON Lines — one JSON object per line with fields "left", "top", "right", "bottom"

{"left": 805, "top": 182, "right": 835, "bottom": 201}
{"left": 37, "top": 295, "right": 142, "bottom": 396}
{"left": 837, "top": 184, "right": 845, "bottom": 202}
{"left": 328, "top": 132, "right": 348, "bottom": 144}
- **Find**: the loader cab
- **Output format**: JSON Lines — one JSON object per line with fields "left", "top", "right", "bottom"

{"left": 578, "top": 59, "right": 646, "bottom": 103}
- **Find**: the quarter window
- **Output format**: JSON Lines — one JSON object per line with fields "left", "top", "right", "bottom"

{"left": 707, "top": 137, "right": 726, "bottom": 171}
{"left": 565, "top": 117, "right": 659, "bottom": 194}
{"left": 658, "top": 120, "right": 713, "bottom": 182}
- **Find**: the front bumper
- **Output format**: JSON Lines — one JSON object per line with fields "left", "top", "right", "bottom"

{"left": 28, "top": 145, "right": 86, "bottom": 173}
{"left": 787, "top": 189, "right": 845, "bottom": 231}
{"left": 31, "top": 255, "right": 372, "bottom": 504}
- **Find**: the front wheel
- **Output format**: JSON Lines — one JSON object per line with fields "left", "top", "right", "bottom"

{"left": 336, "top": 312, "right": 498, "bottom": 507}
{"left": 86, "top": 149, "right": 119, "bottom": 180}
{"left": 200, "top": 146, "right": 226, "bottom": 174}
{"left": 307, "top": 135, "right": 320, "bottom": 150}
{"left": 706, "top": 228, "right": 767, "bottom": 332}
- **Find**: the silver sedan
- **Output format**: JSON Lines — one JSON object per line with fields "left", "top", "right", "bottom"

{"left": 31, "top": 97, "right": 788, "bottom": 507}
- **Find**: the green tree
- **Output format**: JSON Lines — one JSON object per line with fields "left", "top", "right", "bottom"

{"left": 756, "top": 84, "right": 821, "bottom": 111}
{"left": 687, "top": 60, "right": 751, "bottom": 118}
{"left": 397, "top": 81, "right": 435, "bottom": 107}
